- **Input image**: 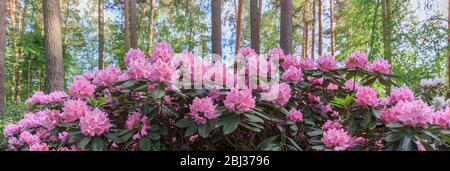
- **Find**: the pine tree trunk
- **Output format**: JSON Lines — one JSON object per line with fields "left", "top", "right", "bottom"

{"left": 448, "top": 0, "right": 450, "bottom": 95}
{"left": 129, "top": 0, "right": 137, "bottom": 49}
{"left": 382, "top": 0, "right": 392, "bottom": 63}
{"left": 302, "top": 1, "right": 309, "bottom": 58}
{"left": 318, "top": 0, "right": 323, "bottom": 56}
{"left": 43, "top": 0, "right": 64, "bottom": 93}
{"left": 0, "top": 0, "right": 7, "bottom": 115}
{"left": 235, "top": 0, "right": 243, "bottom": 55}
{"left": 98, "top": 0, "right": 104, "bottom": 70}
{"left": 280, "top": 0, "right": 293, "bottom": 55}
{"left": 124, "top": 0, "right": 130, "bottom": 51}
{"left": 21, "top": 0, "right": 27, "bottom": 33}
{"left": 9, "top": 0, "right": 19, "bottom": 102}
{"left": 250, "top": 0, "right": 261, "bottom": 54}
{"left": 211, "top": 0, "right": 222, "bottom": 56}
{"left": 311, "top": 0, "right": 316, "bottom": 60}
{"left": 27, "top": 54, "right": 33, "bottom": 98}
{"left": 330, "top": 0, "right": 335, "bottom": 56}
{"left": 147, "top": 0, "right": 155, "bottom": 55}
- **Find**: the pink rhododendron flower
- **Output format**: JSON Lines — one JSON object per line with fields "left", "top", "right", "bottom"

{"left": 388, "top": 86, "right": 415, "bottom": 104}
{"left": 69, "top": 76, "right": 96, "bottom": 99}
{"left": 433, "top": 107, "right": 450, "bottom": 128}
{"left": 79, "top": 108, "right": 111, "bottom": 136}
{"left": 321, "top": 128, "right": 355, "bottom": 151}
{"left": 267, "top": 48, "right": 285, "bottom": 60}
{"left": 368, "top": 59, "right": 391, "bottom": 74}
{"left": 190, "top": 134, "right": 199, "bottom": 142}
{"left": 25, "top": 91, "right": 67, "bottom": 105}
{"left": 322, "top": 120, "right": 343, "bottom": 131}
{"left": 151, "top": 42, "right": 172, "bottom": 63}
{"left": 37, "top": 109, "right": 61, "bottom": 130}
{"left": 307, "top": 93, "right": 321, "bottom": 102}
{"left": 236, "top": 47, "right": 257, "bottom": 60}
{"left": 189, "top": 97, "right": 219, "bottom": 125}
{"left": 308, "top": 77, "right": 324, "bottom": 85}
{"left": 317, "top": 55, "right": 337, "bottom": 72}
{"left": 125, "top": 48, "right": 146, "bottom": 67}
{"left": 344, "top": 52, "right": 368, "bottom": 69}
{"left": 126, "top": 57, "right": 151, "bottom": 80}
{"left": 132, "top": 116, "right": 150, "bottom": 140}
{"left": 3, "top": 124, "right": 21, "bottom": 137}
{"left": 262, "top": 83, "right": 292, "bottom": 106}
{"left": 344, "top": 80, "right": 361, "bottom": 91}
{"left": 281, "top": 55, "right": 299, "bottom": 69}
{"left": 380, "top": 100, "right": 434, "bottom": 127}
{"left": 126, "top": 112, "right": 141, "bottom": 130}
{"left": 415, "top": 140, "right": 426, "bottom": 151}
{"left": 286, "top": 109, "right": 303, "bottom": 123}
{"left": 298, "top": 58, "right": 315, "bottom": 69}
{"left": 93, "top": 65, "right": 121, "bottom": 86}
{"left": 355, "top": 86, "right": 379, "bottom": 107}
{"left": 148, "top": 59, "right": 177, "bottom": 83}
{"left": 58, "top": 132, "right": 70, "bottom": 143}
{"left": 62, "top": 99, "right": 90, "bottom": 122}
{"left": 327, "top": 83, "right": 338, "bottom": 91}
{"left": 19, "top": 131, "right": 40, "bottom": 146}
{"left": 29, "top": 142, "right": 49, "bottom": 151}
{"left": 224, "top": 88, "right": 256, "bottom": 112}
{"left": 282, "top": 66, "right": 303, "bottom": 82}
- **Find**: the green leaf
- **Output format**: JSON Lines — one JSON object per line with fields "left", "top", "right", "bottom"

{"left": 222, "top": 115, "right": 240, "bottom": 135}
{"left": 244, "top": 113, "right": 264, "bottom": 123}
{"left": 149, "top": 133, "right": 161, "bottom": 140}
{"left": 91, "top": 137, "right": 105, "bottom": 151}
{"left": 386, "top": 123, "right": 403, "bottom": 128}
{"left": 121, "top": 131, "right": 135, "bottom": 142}
{"left": 105, "top": 133, "right": 123, "bottom": 144}
{"left": 198, "top": 124, "right": 212, "bottom": 138}
{"left": 398, "top": 135, "right": 412, "bottom": 151}
{"left": 307, "top": 129, "right": 324, "bottom": 137}
{"left": 257, "top": 135, "right": 278, "bottom": 149}
{"left": 69, "top": 131, "right": 83, "bottom": 143}
{"left": 150, "top": 86, "right": 166, "bottom": 99}
{"left": 287, "top": 137, "right": 302, "bottom": 151}
{"left": 122, "top": 80, "right": 136, "bottom": 88}
{"left": 139, "top": 137, "right": 152, "bottom": 151}
{"left": 185, "top": 125, "right": 199, "bottom": 137}
{"left": 175, "top": 118, "right": 195, "bottom": 128}
{"left": 78, "top": 136, "right": 91, "bottom": 149}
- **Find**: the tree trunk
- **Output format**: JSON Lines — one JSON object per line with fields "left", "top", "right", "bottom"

{"left": 318, "top": 0, "right": 323, "bottom": 56}
{"left": 98, "top": 0, "right": 104, "bottom": 70}
{"left": 382, "top": 0, "right": 392, "bottom": 64}
{"left": 0, "top": 0, "right": 7, "bottom": 115}
{"left": 124, "top": 0, "right": 130, "bottom": 51}
{"left": 147, "top": 0, "right": 155, "bottom": 55}
{"left": 311, "top": 0, "right": 316, "bottom": 60}
{"left": 27, "top": 54, "right": 33, "bottom": 98}
{"left": 330, "top": 0, "right": 335, "bottom": 56}
{"left": 250, "top": 0, "right": 261, "bottom": 54}
{"left": 43, "top": 0, "right": 64, "bottom": 93}
{"left": 302, "top": 1, "right": 309, "bottom": 58}
{"left": 21, "top": 0, "right": 28, "bottom": 33}
{"left": 448, "top": 0, "right": 450, "bottom": 94}
{"left": 129, "top": 0, "right": 137, "bottom": 49}
{"left": 280, "top": 0, "right": 293, "bottom": 55}
{"left": 235, "top": 0, "right": 243, "bottom": 55}
{"left": 9, "top": 0, "right": 19, "bottom": 102}
{"left": 211, "top": 0, "right": 222, "bottom": 56}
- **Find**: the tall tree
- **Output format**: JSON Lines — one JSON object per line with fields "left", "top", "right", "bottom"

{"left": 98, "top": 0, "right": 104, "bottom": 70}
{"left": 147, "top": 0, "right": 155, "bottom": 55}
{"left": 9, "top": 0, "right": 20, "bottom": 102}
{"left": 124, "top": 0, "right": 130, "bottom": 51}
{"left": 382, "top": 0, "right": 392, "bottom": 64}
{"left": 43, "top": 0, "right": 64, "bottom": 92}
{"left": 235, "top": 0, "right": 243, "bottom": 55}
{"left": 280, "top": 0, "right": 293, "bottom": 54}
{"left": 129, "top": 0, "right": 137, "bottom": 49}
{"left": 318, "top": 0, "right": 323, "bottom": 56}
{"left": 448, "top": 0, "right": 450, "bottom": 93}
{"left": 0, "top": 0, "right": 7, "bottom": 115}
{"left": 250, "top": 0, "right": 261, "bottom": 54}
{"left": 311, "top": 0, "right": 316, "bottom": 59}
{"left": 302, "top": 1, "right": 309, "bottom": 58}
{"left": 211, "top": 0, "right": 222, "bottom": 56}
{"left": 330, "top": 0, "right": 335, "bottom": 56}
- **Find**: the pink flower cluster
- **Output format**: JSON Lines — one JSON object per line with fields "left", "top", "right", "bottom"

{"left": 433, "top": 107, "right": 450, "bottom": 128}
{"left": 286, "top": 109, "right": 303, "bottom": 123}
{"left": 344, "top": 80, "right": 361, "bottom": 91}
{"left": 355, "top": 86, "right": 379, "bottom": 107}
{"left": 93, "top": 65, "right": 122, "bottom": 87}
{"left": 321, "top": 127, "right": 365, "bottom": 151}
{"left": 224, "top": 88, "right": 256, "bottom": 112}
{"left": 267, "top": 48, "right": 285, "bottom": 60}
{"left": 62, "top": 99, "right": 90, "bottom": 122}
{"left": 79, "top": 108, "right": 111, "bottom": 136}
{"left": 380, "top": 100, "right": 434, "bottom": 127}
{"left": 344, "top": 52, "right": 368, "bottom": 69}
{"left": 25, "top": 91, "right": 68, "bottom": 105}
{"left": 189, "top": 97, "right": 219, "bottom": 124}
{"left": 125, "top": 48, "right": 146, "bottom": 67}
{"left": 151, "top": 42, "right": 173, "bottom": 63}
{"left": 368, "top": 59, "right": 391, "bottom": 75}
{"left": 316, "top": 55, "right": 337, "bottom": 72}
{"left": 282, "top": 66, "right": 303, "bottom": 82}
{"left": 388, "top": 87, "right": 415, "bottom": 105}
{"left": 69, "top": 76, "right": 96, "bottom": 99}
{"left": 125, "top": 112, "right": 150, "bottom": 140}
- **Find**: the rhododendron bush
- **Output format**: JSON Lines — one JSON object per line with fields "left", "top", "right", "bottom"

{"left": 3, "top": 43, "right": 450, "bottom": 151}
